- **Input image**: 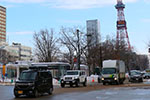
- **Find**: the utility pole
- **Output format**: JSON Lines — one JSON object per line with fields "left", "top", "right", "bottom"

{"left": 77, "top": 29, "right": 81, "bottom": 70}
{"left": 148, "top": 48, "right": 150, "bottom": 68}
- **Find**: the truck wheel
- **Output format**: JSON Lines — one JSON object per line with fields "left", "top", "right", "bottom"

{"left": 103, "top": 82, "right": 106, "bottom": 85}
{"left": 116, "top": 81, "right": 119, "bottom": 85}
{"left": 61, "top": 83, "right": 65, "bottom": 88}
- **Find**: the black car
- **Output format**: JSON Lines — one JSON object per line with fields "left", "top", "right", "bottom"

{"left": 143, "top": 73, "right": 150, "bottom": 79}
{"left": 129, "top": 71, "right": 143, "bottom": 83}
{"left": 14, "top": 66, "right": 53, "bottom": 98}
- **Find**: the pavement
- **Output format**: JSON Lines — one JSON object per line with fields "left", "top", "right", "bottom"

{"left": 0, "top": 82, "right": 15, "bottom": 86}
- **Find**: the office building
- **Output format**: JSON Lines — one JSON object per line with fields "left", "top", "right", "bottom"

{"left": 9, "top": 43, "right": 32, "bottom": 61}
{"left": 0, "top": 43, "right": 32, "bottom": 62}
{"left": 0, "top": 6, "right": 6, "bottom": 42}
{"left": 86, "top": 19, "right": 100, "bottom": 47}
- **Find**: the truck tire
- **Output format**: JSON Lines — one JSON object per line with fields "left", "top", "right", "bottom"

{"left": 116, "top": 81, "right": 120, "bottom": 85}
{"left": 103, "top": 82, "right": 106, "bottom": 85}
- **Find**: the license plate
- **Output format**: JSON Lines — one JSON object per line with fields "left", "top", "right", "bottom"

{"left": 18, "top": 91, "right": 23, "bottom": 94}
{"left": 136, "top": 78, "right": 138, "bottom": 80}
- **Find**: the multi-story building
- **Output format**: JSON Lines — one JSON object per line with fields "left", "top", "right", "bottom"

{"left": 0, "top": 6, "right": 6, "bottom": 42}
{"left": 0, "top": 43, "right": 32, "bottom": 62}
{"left": 86, "top": 19, "right": 100, "bottom": 47}
{"left": 9, "top": 43, "right": 32, "bottom": 61}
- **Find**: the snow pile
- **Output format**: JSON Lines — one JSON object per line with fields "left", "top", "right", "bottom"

{"left": 87, "top": 75, "right": 99, "bottom": 83}
{"left": 53, "top": 78, "right": 60, "bottom": 85}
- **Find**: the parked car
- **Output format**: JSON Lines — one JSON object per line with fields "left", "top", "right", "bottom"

{"left": 60, "top": 70, "right": 87, "bottom": 87}
{"left": 14, "top": 66, "right": 53, "bottom": 98}
{"left": 129, "top": 70, "right": 143, "bottom": 83}
{"left": 143, "top": 73, "right": 150, "bottom": 79}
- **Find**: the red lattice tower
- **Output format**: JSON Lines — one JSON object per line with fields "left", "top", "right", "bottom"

{"left": 115, "top": 0, "right": 131, "bottom": 50}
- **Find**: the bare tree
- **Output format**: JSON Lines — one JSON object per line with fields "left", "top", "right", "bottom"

{"left": 33, "top": 29, "right": 59, "bottom": 62}
{"left": 60, "top": 27, "right": 87, "bottom": 69}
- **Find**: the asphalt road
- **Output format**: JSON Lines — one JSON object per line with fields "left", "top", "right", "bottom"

{"left": 1, "top": 82, "right": 150, "bottom": 100}
{"left": 51, "top": 86, "right": 150, "bottom": 100}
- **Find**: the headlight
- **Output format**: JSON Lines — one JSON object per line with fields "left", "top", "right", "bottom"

{"left": 114, "top": 77, "right": 117, "bottom": 80}
{"left": 101, "top": 78, "right": 104, "bottom": 80}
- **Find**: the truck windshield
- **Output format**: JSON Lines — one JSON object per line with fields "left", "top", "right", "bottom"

{"left": 67, "top": 71, "right": 78, "bottom": 75}
{"left": 20, "top": 72, "right": 37, "bottom": 80}
{"left": 102, "top": 68, "right": 116, "bottom": 74}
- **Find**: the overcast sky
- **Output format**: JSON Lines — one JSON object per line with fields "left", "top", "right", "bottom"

{"left": 1, "top": 0, "right": 150, "bottom": 54}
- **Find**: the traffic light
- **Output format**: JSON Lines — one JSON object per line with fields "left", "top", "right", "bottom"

{"left": 149, "top": 48, "right": 150, "bottom": 53}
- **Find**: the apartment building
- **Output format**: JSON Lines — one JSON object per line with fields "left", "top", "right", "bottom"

{"left": 0, "top": 6, "right": 6, "bottom": 42}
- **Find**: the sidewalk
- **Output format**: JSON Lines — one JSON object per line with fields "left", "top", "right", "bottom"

{"left": 0, "top": 82, "right": 15, "bottom": 86}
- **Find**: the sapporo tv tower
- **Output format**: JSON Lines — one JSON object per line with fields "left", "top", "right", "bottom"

{"left": 115, "top": 0, "right": 131, "bottom": 50}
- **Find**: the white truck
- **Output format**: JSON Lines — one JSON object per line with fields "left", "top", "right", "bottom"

{"left": 101, "top": 60, "right": 126, "bottom": 85}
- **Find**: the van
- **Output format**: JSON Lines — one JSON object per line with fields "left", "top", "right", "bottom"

{"left": 14, "top": 66, "right": 53, "bottom": 98}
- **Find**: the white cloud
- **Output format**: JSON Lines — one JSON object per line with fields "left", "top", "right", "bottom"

{"left": 8, "top": 31, "right": 34, "bottom": 35}
{"left": 1, "top": 0, "right": 138, "bottom": 9}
